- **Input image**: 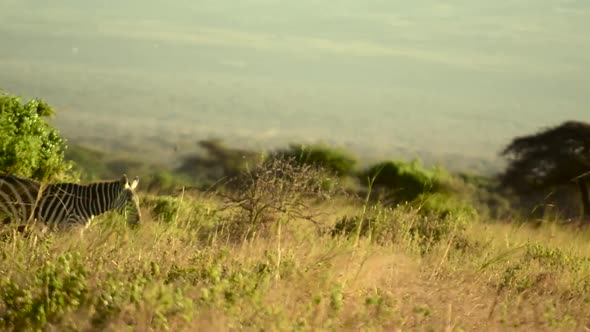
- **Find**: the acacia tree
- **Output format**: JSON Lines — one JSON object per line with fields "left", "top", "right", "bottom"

{"left": 0, "top": 91, "right": 72, "bottom": 181}
{"left": 499, "top": 121, "right": 590, "bottom": 218}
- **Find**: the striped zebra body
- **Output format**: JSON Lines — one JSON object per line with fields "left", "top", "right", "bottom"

{"left": 0, "top": 174, "right": 141, "bottom": 227}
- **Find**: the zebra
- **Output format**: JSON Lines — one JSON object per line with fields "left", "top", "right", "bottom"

{"left": 0, "top": 174, "right": 141, "bottom": 229}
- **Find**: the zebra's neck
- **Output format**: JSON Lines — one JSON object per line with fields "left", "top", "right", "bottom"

{"left": 85, "top": 181, "right": 124, "bottom": 216}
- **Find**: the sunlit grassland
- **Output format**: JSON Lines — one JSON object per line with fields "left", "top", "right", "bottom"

{"left": 1, "top": 190, "right": 590, "bottom": 331}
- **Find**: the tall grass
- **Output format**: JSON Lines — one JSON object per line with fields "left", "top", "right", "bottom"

{"left": 2, "top": 158, "right": 590, "bottom": 331}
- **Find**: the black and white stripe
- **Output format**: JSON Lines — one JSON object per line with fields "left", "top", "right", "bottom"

{"left": 0, "top": 174, "right": 141, "bottom": 227}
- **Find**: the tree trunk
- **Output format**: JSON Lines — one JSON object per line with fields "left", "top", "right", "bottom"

{"left": 578, "top": 179, "right": 590, "bottom": 220}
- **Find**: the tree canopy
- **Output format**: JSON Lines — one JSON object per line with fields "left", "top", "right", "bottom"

{"left": 0, "top": 91, "right": 72, "bottom": 181}
{"left": 500, "top": 121, "right": 590, "bottom": 217}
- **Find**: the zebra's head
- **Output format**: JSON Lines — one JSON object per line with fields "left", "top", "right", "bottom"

{"left": 116, "top": 175, "right": 141, "bottom": 225}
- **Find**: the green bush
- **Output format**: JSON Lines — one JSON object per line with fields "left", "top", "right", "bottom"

{"left": 408, "top": 213, "right": 468, "bottom": 253}
{"left": 0, "top": 91, "right": 72, "bottom": 181}
{"left": 271, "top": 143, "right": 357, "bottom": 176}
{"left": 90, "top": 262, "right": 194, "bottom": 330}
{"left": 331, "top": 215, "right": 374, "bottom": 239}
{"left": 147, "top": 170, "right": 179, "bottom": 193}
{"left": 414, "top": 193, "right": 478, "bottom": 220}
{"left": 330, "top": 212, "right": 408, "bottom": 245}
{"left": 359, "top": 159, "right": 450, "bottom": 202}
{"left": 493, "top": 242, "right": 590, "bottom": 299}
{"left": 331, "top": 203, "right": 469, "bottom": 253}
{"left": 142, "top": 170, "right": 196, "bottom": 194}
{"left": 152, "top": 196, "right": 181, "bottom": 224}
{"left": 329, "top": 205, "right": 404, "bottom": 244}
{"left": 0, "top": 253, "right": 88, "bottom": 331}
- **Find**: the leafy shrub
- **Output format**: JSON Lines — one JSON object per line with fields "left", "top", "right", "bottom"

{"left": 331, "top": 215, "right": 373, "bottom": 238}
{"left": 271, "top": 143, "right": 357, "bottom": 177}
{"left": 187, "top": 250, "right": 272, "bottom": 308}
{"left": 494, "top": 242, "right": 590, "bottom": 298}
{"left": 0, "top": 92, "right": 72, "bottom": 181}
{"left": 91, "top": 263, "right": 194, "bottom": 330}
{"left": 359, "top": 159, "right": 451, "bottom": 203}
{"left": 457, "top": 172, "right": 514, "bottom": 219}
{"left": 0, "top": 253, "right": 88, "bottom": 330}
{"left": 331, "top": 203, "right": 468, "bottom": 253}
{"left": 522, "top": 243, "right": 590, "bottom": 278}
{"left": 143, "top": 170, "right": 192, "bottom": 194}
{"left": 408, "top": 213, "right": 468, "bottom": 253}
{"left": 151, "top": 196, "right": 181, "bottom": 223}
{"left": 414, "top": 193, "right": 478, "bottom": 220}
{"left": 330, "top": 205, "right": 407, "bottom": 245}
{"left": 361, "top": 163, "right": 484, "bottom": 219}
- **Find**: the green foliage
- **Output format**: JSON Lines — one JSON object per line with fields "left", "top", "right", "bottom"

{"left": 330, "top": 207, "right": 407, "bottom": 244}
{"left": 143, "top": 170, "right": 189, "bottom": 193}
{"left": 459, "top": 172, "right": 494, "bottom": 188}
{"left": 146, "top": 171, "right": 178, "bottom": 192}
{"left": 331, "top": 203, "right": 467, "bottom": 252}
{"left": 0, "top": 92, "right": 72, "bottom": 181}
{"left": 359, "top": 159, "right": 450, "bottom": 202}
{"left": 141, "top": 194, "right": 223, "bottom": 244}
{"left": 92, "top": 266, "right": 193, "bottom": 330}
{"left": 271, "top": 143, "right": 357, "bottom": 176}
{"left": 457, "top": 172, "right": 515, "bottom": 219}
{"left": 185, "top": 249, "right": 272, "bottom": 309}
{"left": 331, "top": 215, "right": 372, "bottom": 238}
{"left": 486, "top": 241, "right": 590, "bottom": 302}
{"left": 0, "top": 253, "right": 88, "bottom": 331}
{"left": 499, "top": 121, "right": 590, "bottom": 218}
{"left": 151, "top": 196, "right": 181, "bottom": 223}
{"left": 414, "top": 192, "right": 478, "bottom": 220}
{"left": 0, "top": 189, "right": 589, "bottom": 329}
{"left": 408, "top": 213, "right": 467, "bottom": 253}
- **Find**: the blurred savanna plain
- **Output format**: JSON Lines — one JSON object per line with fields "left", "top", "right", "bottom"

{"left": 2, "top": 0, "right": 589, "bottom": 172}
{"left": 1, "top": 1, "right": 590, "bottom": 331}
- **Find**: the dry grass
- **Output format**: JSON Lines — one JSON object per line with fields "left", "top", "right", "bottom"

{"left": 1, "top": 190, "right": 590, "bottom": 331}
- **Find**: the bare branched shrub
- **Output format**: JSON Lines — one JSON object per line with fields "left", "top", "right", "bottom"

{"left": 219, "top": 157, "right": 337, "bottom": 239}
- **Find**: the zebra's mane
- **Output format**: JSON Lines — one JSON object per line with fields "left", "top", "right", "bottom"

{"left": 0, "top": 174, "right": 129, "bottom": 186}
{"left": 50, "top": 178, "right": 122, "bottom": 187}
{"left": 0, "top": 174, "right": 41, "bottom": 187}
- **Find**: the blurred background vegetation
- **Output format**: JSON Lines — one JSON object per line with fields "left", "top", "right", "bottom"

{"left": 1, "top": 90, "right": 590, "bottom": 331}
{"left": 1, "top": 89, "right": 589, "bottom": 225}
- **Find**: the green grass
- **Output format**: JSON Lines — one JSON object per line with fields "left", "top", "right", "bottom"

{"left": 1, "top": 191, "right": 590, "bottom": 331}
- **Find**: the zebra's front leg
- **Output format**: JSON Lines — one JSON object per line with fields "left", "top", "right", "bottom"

{"left": 84, "top": 215, "right": 95, "bottom": 229}
{"left": 76, "top": 217, "right": 94, "bottom": 238}
{"left": 66, "top": 214, "right": 94, "bottom": 236}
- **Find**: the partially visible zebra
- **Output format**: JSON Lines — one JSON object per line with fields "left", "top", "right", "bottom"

{"left": 0, "top": 174, "right": 141, "bottom": 228}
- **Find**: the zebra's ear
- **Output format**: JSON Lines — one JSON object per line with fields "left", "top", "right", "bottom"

{"left": 129, "top": 177, "right": 139, "bottom": 190}
{"left": 121, "top": 174, "right": 129, "bottom": 186}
